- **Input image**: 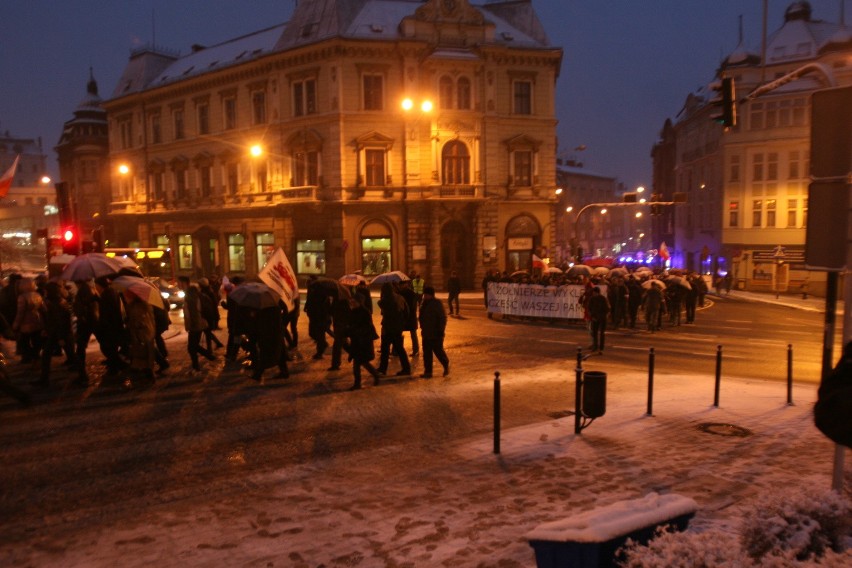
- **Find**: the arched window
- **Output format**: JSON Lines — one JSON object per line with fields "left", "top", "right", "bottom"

{"left": 457, "top": 77, "right": 471, "bottom": 110}
{"left": 439, "top": 76, "right": 454, "bottom": 109}
{"left": 442, "top": 141, "right": 470, "bottom": 185}
{"left": 360, "top": 220, "right": 393, "bottom": 276}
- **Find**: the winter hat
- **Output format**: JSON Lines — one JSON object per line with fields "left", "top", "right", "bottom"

{"left": 423, "top": 286, "right": 435, "bottom": 296}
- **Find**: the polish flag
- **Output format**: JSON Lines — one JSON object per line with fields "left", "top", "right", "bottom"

{"left": 0, "top": 155, "right": 20, "bottom": 198}
{"left": 659, "top": 241, "right": 670, "bottom": 261}
{"left": 532, "top": 254, "right": 546, "bottom": 269}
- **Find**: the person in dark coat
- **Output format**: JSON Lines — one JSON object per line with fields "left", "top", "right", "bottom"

{"left": 814, "top": 340, "right": 852, "bottom": 448}
{"left": 0, "top": 273, "right": 22, "bottom": 356}
{"left": 376, "top": 282, "right": 410, "bottom": 376}
{"left": 353, "top": 281, "right": 372, "bottom": 315}
{"left": 398, "top": 280, "right": 419, "bottom": 356}
{"left": 684, "top": 273, "right": 700, "bottom": 324}
{"left": 418, "top": 286, "right": 449, "bottom": 378}
{"left": 626, "top": 277, "right": 643, "bottom": 329}
{"left": 248, "top": 303, "right": 289, "bottom": 381}
{"left": 222, "top": 276, "right": 245, "bottom": 362}
{"left": 587, "top": 286, "right": 610, "bottom": 354}
{"left": 198, "top": 277, "right": 224, "bottom": 352}
{"left": 446, "top": 270, "right": 461, "bottom": 316}
{"left": 38, "top": 281, "right": 76, "bottom": 386}
{"left": 93, "top": 275, "right": 128, "bottom": 374}
{"left": 345, "top": 295, "right": 380, "bottom": 390}
{"left": 304, "top": 279, "right": 331, "bottom": 360}
{"left": 178, "top": 276, "right": 215, "bottom": 371}
{"left": 328, "top": 295, "right": 353, "bottom": 371}
{"left": 72, "top": 280, "right": 100, "bottom": 385}
{"left": 642, "top": 283, "right": 664, "bottom": 333}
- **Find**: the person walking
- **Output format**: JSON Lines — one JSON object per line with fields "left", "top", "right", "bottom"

{"left": 124, "top": 291, "right": 157, "bottom": 382}
{"left": 643, "top": 283, "right": 664, "bottom": 333}
{"left": 248, "top": 303, "right": 289, "bottom": 381}
{"left": 345, "top": 295, "right": 380, "bottom": 390}
{"left": 328, "top": 295, "right": 353, "bottom": 371}
{"left": 410, "top": 271, "right": 425, "bottom": 306}
{"left": 398, "top": 279, "right": 420, "bottom": 357}
{"left": 38, "top": 281, "right": 76, "bottom": 386}
{"left": 12, "top": 277, "right": 44, "bottom": 367}
{"left": 72, "top": 280, "right": 99, "bottom": 386}
{"left": 418, "top": 286, "right": 449, "bottom": 378}
{"left": 178, "top": 276, "right": 215, "bottom": 371}
{"left": 446, "top": 270, "right": 461, "bottom": 316}
{"left": 587, "top": 286, "right": 610, "bottom": 354}
{"left": 198, "top": 277, "right": 224, "bottom": 352}
{"left": 93, "top": 276, "right": 129, "bottom": 375}
{"left": 376, "top": 282, "right": 411, "bottom": 377}
{"left": 304, "top": 279, "right": 331, "bottom": 360}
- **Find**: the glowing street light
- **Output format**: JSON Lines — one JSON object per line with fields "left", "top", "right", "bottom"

{"left": 250, "top": 144, "right": 263, "bottom": 157}
{"left": 118, "top": 164, "right": 130, "bottom": 175}
{"left": 40, "top": 176, "right": 51, "bottom": 184}
{"left": 565, "top": 206, "right": 573, "bottom": 213}
{"left": 637, "top": 185, "right": 646, "bottom": 193}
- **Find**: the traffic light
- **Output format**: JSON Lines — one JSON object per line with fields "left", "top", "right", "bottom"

{"left": 61, "top": 226, "right": 80, "bottom": 255}
{"left": 650, "top": 193, "right": 660, "bottom": 215}
{"left": 710, "top": 77, "right": 736, "bottom": 128}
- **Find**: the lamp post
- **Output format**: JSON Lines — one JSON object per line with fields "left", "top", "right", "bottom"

{"left": 401, "top": 97, "right": 433, "bottom": 190}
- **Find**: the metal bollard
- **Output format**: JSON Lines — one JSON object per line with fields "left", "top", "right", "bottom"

{"left": 713, "top": 344, "right": 722, "bottom": 407}
{"left": 787, "top": 344, "right": 794, "bottom": 405}
{"left": 647, "top": 347, "right": 655, "bottom": 416}
{"left": 574, "top": 347, "right": 583, "bottom": 435}
{"left": 493, "top": 371, "right": 501, "bottom": 454}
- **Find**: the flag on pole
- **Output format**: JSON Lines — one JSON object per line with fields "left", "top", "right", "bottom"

{"left": 0, "top": 155, "right": 20, "bottom": 198}
{"left": 258, "top": 247, "right": 299, "bottom": 311}
{"left": 659, "top": 241, "right": 670, "bottom": 261}
{"left": 532, "top": 254, "right": 546, "bottom": 269}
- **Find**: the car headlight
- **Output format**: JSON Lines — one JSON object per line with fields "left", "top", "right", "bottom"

{"left": 177, "top": 290, "right": 186, "bottom": 299}
{"left": 161, "top": 292, "right": 170, "bottom": 299}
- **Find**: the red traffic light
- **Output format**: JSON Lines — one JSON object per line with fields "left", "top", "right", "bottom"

{"left": 61, "top": 226, "right": 80, "bottom": 255}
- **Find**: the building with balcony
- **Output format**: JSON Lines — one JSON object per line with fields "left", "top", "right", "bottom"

{"left": 653, "top": 1, "right": 851, "bottom": 293}
{"left": 102, "top": 0, "right": 562, "bottom": 288}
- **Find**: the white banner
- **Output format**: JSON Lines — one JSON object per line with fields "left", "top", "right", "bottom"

{"left": 486, "top": 282, "right": 607, "bottom": 319}
{"left": 258, "top": 247, "right": 299, "bottom": 312}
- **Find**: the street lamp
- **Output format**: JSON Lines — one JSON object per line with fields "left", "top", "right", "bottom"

{"left": 250, "top": 144, "right": 263, "bottom": 158}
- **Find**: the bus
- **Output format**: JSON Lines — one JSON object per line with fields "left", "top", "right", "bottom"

{"left": 104, "top": 247, "right": 176, "bottom": 280}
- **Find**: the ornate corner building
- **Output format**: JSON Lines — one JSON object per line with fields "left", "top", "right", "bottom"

{"left": 654, "top": 1, "right": 851, "bottom": 294}
{"left": 100, "top": 0, "right": 562, "bottom": 288}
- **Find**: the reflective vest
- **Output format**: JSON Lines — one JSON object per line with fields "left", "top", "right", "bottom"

{"left": 412, "top": 277, "right": 425, "bottom": 295}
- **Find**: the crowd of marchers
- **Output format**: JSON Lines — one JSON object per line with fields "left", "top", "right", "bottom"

{"left": 480, "top": 267, "right": 713, "bottom": 354}
{"left": 0, "top": 267, "right": 453, "bottom": 404}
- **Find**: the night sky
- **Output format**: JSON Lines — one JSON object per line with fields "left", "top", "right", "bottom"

{"left": 1, "top": 0, "right": 846, "bottom": 189}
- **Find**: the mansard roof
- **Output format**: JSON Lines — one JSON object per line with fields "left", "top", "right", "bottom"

{"left": 110, "top": 1, "right": 556, "bottom": 102}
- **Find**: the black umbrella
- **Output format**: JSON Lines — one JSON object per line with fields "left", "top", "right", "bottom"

{"left": 229, "top": 282, "right": 280, "bottom": 309}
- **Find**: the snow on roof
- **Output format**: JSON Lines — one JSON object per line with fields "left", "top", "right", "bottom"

{"left": 526, "top": 492, "right": 699, "bottom": 543}
{"left": 150, "top": 24, "right": 286, "bottom": 88}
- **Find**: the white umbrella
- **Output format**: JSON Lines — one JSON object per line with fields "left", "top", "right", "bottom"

{"left": 61, "top": 253, "right": 134, "bottom": 281}
{"left": 544, "top": 266, "right": 563, "bottom": 274}
{"left": 641, "top": 279, "right": 667, "bottom": 290}
{"left": 339, "top": 273, "right": 368, "bottom": 286}
{"left": 370, "top": 271, "right": 410, "bottom": 285}
{"left": 609, "top": 267, "right": 629, "bottom": 278}
{"left": 111, "top": 275, "right": 166, "bottom": 309}
{"left": 567, "top": 264, "right": 593, "bottom": 278}
{"left": 592, "top": 266, "right": 610, "bottom": 276}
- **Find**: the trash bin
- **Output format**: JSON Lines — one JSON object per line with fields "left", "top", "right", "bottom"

{"left": 582, "top": 371, "right": 606, "bottom": 418}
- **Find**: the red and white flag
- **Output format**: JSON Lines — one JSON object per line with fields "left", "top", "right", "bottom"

{"left": 258, "top": 246, "right": 299, "bottom": 311}
{"left": 0, "top": 155, "right": 20, "bottom": 198}
{"left": 532, "top": 254, "right": 546, "bottom": 269}
{"left": 659, "top": 241, "right": 670, "bottom": 261}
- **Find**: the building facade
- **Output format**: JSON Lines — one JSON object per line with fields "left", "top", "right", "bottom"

{"left": 653, "top": 1, "right": 851, "bottom": 294}
{"left": 0, "top": 131, "right": 57, "bottom": 273}
{"left": 102, "top": 0, "right": 562, "bottom": 289}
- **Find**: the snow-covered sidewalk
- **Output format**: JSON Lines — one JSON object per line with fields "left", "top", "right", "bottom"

{"left": 12, "top": 366, "right": 846, "bottom": 567}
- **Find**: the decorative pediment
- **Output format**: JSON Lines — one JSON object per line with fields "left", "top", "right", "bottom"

{"left": 354, "top": 131, "right": 395, "bottom": 150}
{"left": 504, "top": 134, "right": 542, "bottom": 151}
{"left": 168, "top": 155, "right": 189, "bottom": 169}
{"left": 147, "top": 158, "right": 166, "bottom": 173}
{"left": 192, "top": 151, "right": 214, "bottom": 167}
{"left": 414, "top": 0, "right": 484, "bottom": 25}
{"left": 285, "top": 128, "right": 323, "bottom": 152}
